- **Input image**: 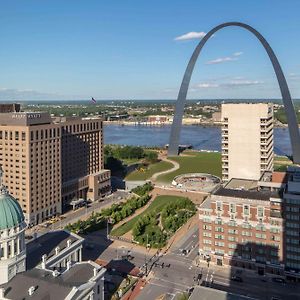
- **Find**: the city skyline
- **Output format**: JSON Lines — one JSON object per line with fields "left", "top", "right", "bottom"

{"left": 1, "top": 1, "right": 300, "bottom": 100}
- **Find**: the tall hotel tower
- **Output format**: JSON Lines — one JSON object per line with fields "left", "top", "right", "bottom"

{"left": 0, "top": 105, "right": 110, "bottom": 226}
{"left": 221, "top": 103, "right": 273, "bottom": 181}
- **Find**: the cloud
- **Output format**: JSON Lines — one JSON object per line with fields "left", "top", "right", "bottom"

{"left": 206, "top": 56, "right": 237, "bottom": 65}
{"left": 233, "top": 51, "right": 243, "bottom": 56}
{"left": 0, "top": 87, "right": 73, "bottom": 100}
{"left": 194, "top": 79, "right": 263, "bottom": 90}
{"left": 289, "top": 73, "right": 299, "bottom": 79}
{"left": 206, "top": 51, "right": 243, "bottom": 65}
{"left": 174, "top": 31, "right": 208, "bottom": 41}
{"left": 197, "top": 83, "right": 219, "bottom": 88}
{"left": 222, "top": 80, "right": 264, "bottom": 87}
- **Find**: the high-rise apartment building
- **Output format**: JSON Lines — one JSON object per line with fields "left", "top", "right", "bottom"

{"left": 0, "top": 111, "right": 110, "bottom": 226}
{"left": 221, "top": 103, "right": 274, "bottom": 181}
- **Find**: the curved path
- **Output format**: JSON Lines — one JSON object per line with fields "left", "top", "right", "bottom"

{"left": 150, "top": 157, "right": 179, "bottom": 182}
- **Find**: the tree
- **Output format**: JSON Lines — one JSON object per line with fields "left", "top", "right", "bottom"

{"left": 145, "top": 151, "right": 158, "bottom": 163}
{"left": 104, "top": 156, "right": 125, "bottom": 174}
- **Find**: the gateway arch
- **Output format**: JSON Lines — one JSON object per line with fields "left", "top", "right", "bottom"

{"left": 168, "top": 22, "right": 300, "bottom": 164}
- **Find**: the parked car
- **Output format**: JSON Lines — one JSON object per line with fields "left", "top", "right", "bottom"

{"left": 271, "top": 277, "right": 286, "bottom": 284}
{"left": 231, "top": 275, "right": 243, "bottom": 282}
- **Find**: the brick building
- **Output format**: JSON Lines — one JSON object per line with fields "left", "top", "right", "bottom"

{"left": 198, "top": 166, "right": 300, "bottom": 280}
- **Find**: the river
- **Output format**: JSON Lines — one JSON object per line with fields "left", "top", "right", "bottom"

{"left": 104, "top": 124, "right": 292, "bottom": 156}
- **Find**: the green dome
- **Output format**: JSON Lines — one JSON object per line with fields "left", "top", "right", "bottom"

{"left": 0, "top": 191, "right": 24, "bottom": 230}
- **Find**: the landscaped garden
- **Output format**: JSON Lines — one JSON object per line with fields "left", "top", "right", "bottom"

{"left": 110, "top": 195, "right": 196, "bottom": 248}
{"left": 65, "top": 183, "right": 153, "bottom": 234}
{"left": 157, "top": 151, "right": 222, "bottom": 183}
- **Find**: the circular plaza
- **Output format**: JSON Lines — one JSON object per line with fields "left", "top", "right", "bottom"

{"left": 171, "top": 173, "right": 221, "bottom": 193}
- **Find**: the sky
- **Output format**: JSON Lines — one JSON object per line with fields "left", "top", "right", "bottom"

{"left": 0, "top": 0, "right": 300, "bottom": 100}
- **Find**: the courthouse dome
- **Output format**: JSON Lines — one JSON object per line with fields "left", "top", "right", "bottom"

{"left": 0, "top": 192, "right": 24, "bottom": 230}
{"left": 0, "top": 168, "right": 24, "bottom": 230}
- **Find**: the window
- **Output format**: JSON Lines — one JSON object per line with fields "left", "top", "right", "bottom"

{"left": 257, "top": 206, "right": 264, "bottom": 218}
{"left": 216, "top": 202, "right": 222, "bottom": 212}
{"left": 215, "top": 218, "right": 222, "bottom": 225}
{"left": 203, "top": 232, "right": 212, "bottom": 237}
{"left": 243, "top": 205, "right": 250, "bottom": 216}
{"left": 255, "top": 233, "right": 266, "bottom": 239}
{"left": 256, "top": 224, "right": 266, "bottom": 231}
{"left": 214, "top": 234, "right": 224, "bottom": 240}
{"left": 21, "top": 132, "right": 26, "bottom": 141}
{"left": 203, "top": 239, "right": 211, "bottom": 245}
{"left": 203, "top": 225, "right": 211, "bottom": 230}
{"left": 215, "top": 241, "right": 224, "bottom": 247}
{"left": 230, "top": 203, "right": 236, "bottom": 213}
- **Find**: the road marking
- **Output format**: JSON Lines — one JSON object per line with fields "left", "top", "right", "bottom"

{"left": 213, "top": 280, "right": 230, "bottom": 286}
{"left": 148, "top": 282, "right": 183, "bottom": 293}
{"left": 153, "top": 277, "right": 188, "bottom": 289}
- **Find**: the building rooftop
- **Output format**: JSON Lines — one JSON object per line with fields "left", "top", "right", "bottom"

{"left": 225, "top": 178, "right": 258, "bottom": 190}
{"left": 259, "top": 171, "right": 288, "bottom": 184}
{"left": 0, "top": 261, "right": 103, "bottom": 300}
{"left": 214, "top": 187, "right": 280, "bottom": 201}
{"left": 26, "top": 230, "right": 83, "bottom": 269}
{"left": 189, "top": 286, "right": 256, "bottom": 300}
{"left": 199, "top": 197, "right": 212, "bottom": 209}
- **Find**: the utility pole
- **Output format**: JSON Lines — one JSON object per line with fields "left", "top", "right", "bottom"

{"left": 106, "top": 219, "right": 110, "bottom": 240}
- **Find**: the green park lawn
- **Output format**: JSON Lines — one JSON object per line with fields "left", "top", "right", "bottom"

{"left": 125, "top": 160, "right": 173, "bottom": 181}
{"left": 110, "top": 195, "right": 186, "bottom": 236}
{"left": 157, "top": 151, "right": 222, "bottom": 183}
{"left": 274, "top": 155, "right": 292, "bottom": 172}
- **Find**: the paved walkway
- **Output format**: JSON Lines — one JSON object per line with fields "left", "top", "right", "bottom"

{"left": 151, "top": 157, "right": 179, "bottom": 182}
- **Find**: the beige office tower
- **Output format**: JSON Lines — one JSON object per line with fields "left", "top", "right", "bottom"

{"left": 221, "top": 103, "right": 273, "bottom": 181}
{"left": 0, "top": 111, "right": 110, "bottom": 225}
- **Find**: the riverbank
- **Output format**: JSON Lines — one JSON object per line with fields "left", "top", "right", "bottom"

{"left": 104, "top": 120, "right": 289, "bottom": 128}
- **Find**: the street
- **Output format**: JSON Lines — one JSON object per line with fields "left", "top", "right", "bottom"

{"left": 26, "top": 190, "right": 130, "bottom": 237}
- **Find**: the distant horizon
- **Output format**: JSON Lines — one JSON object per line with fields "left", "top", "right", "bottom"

{"left": 2, "top": 98, "right": 300, "bottom": 104}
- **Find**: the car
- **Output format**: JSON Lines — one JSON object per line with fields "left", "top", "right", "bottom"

{"left": 231, "top": 275, "right": 243, "bottom": 282}
{"left": 271, "top": 277, "right": 286, "bottom": 284}
{"left": 235, "top": 269, "right": 243, "bottom": 275}
{"left": 85, "top": 243, "right": 94, "bottom": 250}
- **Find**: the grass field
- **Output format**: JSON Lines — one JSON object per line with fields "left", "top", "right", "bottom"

{"left": 110, "top": 195, "right": 186, "bottom": 236}
{"left": 121, "top": 158, "right": 142, "bottom": 165}
{"left": 157, "top": 151, "right": 222, "bottom": 183}
{"left": 274, "top": 155, "right": 292, "bottom": 172}
{"left": 125, "top": 160, "right": 173, "bottom": 181}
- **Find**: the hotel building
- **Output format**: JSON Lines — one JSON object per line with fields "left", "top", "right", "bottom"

{"left": 221, "top": 103, "right": 274, "bottom": 181}
{"left": 0, "top": 110, "right": 110, "bottom": 225}
{"left": 199, "top": 166, "right": 300, "bottom": 280}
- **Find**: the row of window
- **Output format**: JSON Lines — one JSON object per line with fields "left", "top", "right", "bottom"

{"left": 216, "top": 202, "right": 265, "bottom": 217}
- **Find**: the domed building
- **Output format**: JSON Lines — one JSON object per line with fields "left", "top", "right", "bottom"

{"left": 0, "top": 167, "right": 26, "bottom": 284}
